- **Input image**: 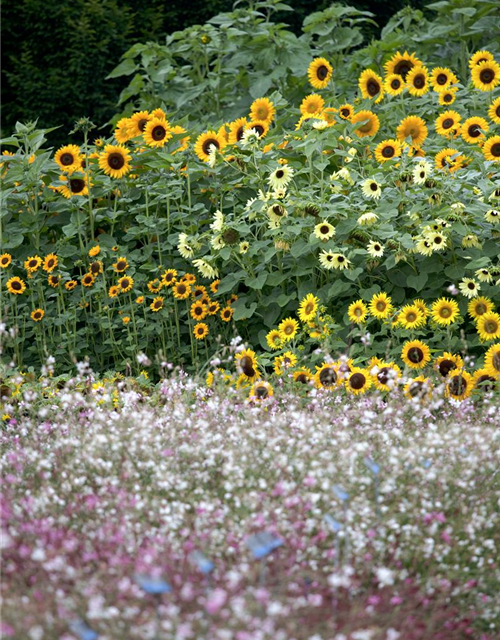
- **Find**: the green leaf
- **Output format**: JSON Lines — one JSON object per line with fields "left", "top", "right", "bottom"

{"left": 106, "top": 58, "right": 138, "bottom": 79}
{"left": 407, "top": 272, "right": 428, "bottom": 291}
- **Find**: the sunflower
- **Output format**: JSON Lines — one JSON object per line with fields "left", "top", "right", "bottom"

{"left": 300, "top": 94, "right": 325, "bottom": 118}
{"left": 235, "top": 348, "right": 259, "bottom": 380}
{"left": 207, "top": 301, "right": 220, "bottom": 316}
{"left": 488, "top": 96, "right": 500, "bottom": 125}
{"left": 401, "top": 339, "right": 431, "bottom": 369}
{"left": 307, "top": 57, "right": 333, "bottom": 89}
{"left": 314, "top": 221, "right": 336, "bottom": 240}
{"left": 190, "top": 301, "right": 208, "bottom": 321}
{"left": 459, "top": 278, "right": 480, "bottom": 299}
{"left": 0, "top": 253, "right": 12, "bottom": 268}
{"left": 173, "top": 282, "right": 191, "bottom": 300}
{"left": 461, "top": 116, "right": 489, "bottom": 144}
{"left": 117, "top": 275, "right": 133, "bottom": 293}
{"left": 345, "top": 367, "right": 372, "bottom": 395}
{"left": 468, "top": 296, "right": 494, "bottom": 320}
{"left": 220, "top": 306, "right": 234, "bottom": 322}
{"left": 128, "top": 111, "right": 151, "bottom": 137}
{"left": 248, "top": 380, "right": 274, "bottom": 402}
{"left": 112, "top": 257, "right": 129, "bottom": 273}
{"left": 293, "top": 369, "right": 312, "bottom": 384}
{"left": 150, "top": 296, "right": 164, "bottom": 312}
{"left": 313, "top": 362, "right": 339, "bottom": 389}
{"left": 348, "top": 299, "right": 368, "bottom": 324}
{"left": 358, "top": 69, "right": 384, "bottom": 102}
{"left": 192, "top": 285, "right": 207, "bottom": 299}
{"left": 406, "top": 65, "right": 429, "bottom": 97}
{"left": 265, "top": 329, "right": 281, "bottom": 350}
{"left": 366, "top": 240, "right": 384, "bottom": 257}
{"left": 247, "top": 120, "right": 271, "bottom": 140}
{"left": 337, "top": 103, "right": 354, "bottom": 120}
{"left": 372, "top": 362, "right": 401, "bottom": 392}
{"left": 469, "top": 50, "right": 495, "bottom": 69}
{"left": 384, "top": 51, "right": 421, "bottom": 80}
{"left": 108, "top": 285, "right": 119, "bottom": 298}
{"left": 319, "top": 251, "right": 351, "bottom": 270}
{"left": 438, "top": 88, "right": 458, "bottom": 105}
{"left": 445, "top": 371, "right": 472, "bottom": 401}
{"left": 250, "top": 97, "right": 275, "bottom": 123}
{"left": 41, "top": 254, "right": 58, "bottom": 274}
{"left": 88, "top": 245, "right": 100, "bottom": 258}
{"left": 195, "top": 130, "right": 227, "bottom": 162}
{"left": 209, "top": 279, "right": 220, "bottom": 295}
{"left": 351, "top": 110, "right": 380, "bottom": 138}
{"left": 477, "top": 312, "right": 500, "bottom": 342}
{"left": 435, "top": 148, "right": 466, "bottom": 173}
{"left": 434, "top": 352, "right": 463, "bottom": 378}
{"left": 369, "top": 292, "right": 393, "bottom": 319}
{"left": 81, "top": 272, "right": 95, "bottom": 288}
{"left": 57, "top": 173, "right": 90, "bottom": 199}
{"left": 182, "top": 273, "right": 196, "bottom": 285}
{"left": 6, "top": 276, "right": 26, "bottom": 295}
{"left": 483, "top": 136, "right": 500, "bottom": 162}
{"left": 274, "top": 351, "right": 297, "bottom": 375}
{"left": 228, "top": 118, "right": 248, "bottom": 145}
{"left": 136, "top": 296, "right": 144, "bottom": 304}
{"left": 143, "top": 118, "right": 172, "bottom": 148}
{"left": 431, "top": 298, "right": 459, "bottom": 326}
{"left": 397, "top": 304, "right": 424, "bottom": 330}
{"left": 374, "top": 139, "right": 401, "bottom": 163}
{"left": 384, "top": 74, "right": 404, "bottom": 96}
{"left": 435, "top": 111, "right": 461, "bottom": 137}
{"left": 320, "top": 107, "right": 337, "bottom": 126}
{"left": 99, "top": 145, "right": 131, "bottom": 179}
{"left": 430, "top": 67, "right": 457, "bottom": 92}
{"left": 279, "top": 317, "right": 299, "bottom": 342}
{"left": 47, "top": 275, "right": 60, "bottom": 288}
{"left": 54, "top": 144, "right": 81, "bottom": 172}
{"left": 484, "top": 343, "right": 500, "bottom": 377}
{"left": 298, "top": 293, "right": 319, "bottom": 323}
{"left": 30, "top": 308, "right": 44, "bottom": 322}
{"left": 404, "top": 375, "right": 432, "bottom": 401}
{"left": 396, "top": 115, "right": 428, "bottom": 148}
{"left": 160, "top": 269, "right": 177, "bottom": 287}
{"left": 471, "top": 60, "right": 500, "bottom": 91}
{"left": 65, "top": 280, "right": 77, "bottom": 291}
{"left": 114, "top": 117, "right": 133, "bottom": 144}
{"left": 472, "top": 368, "right": 498, "bottom": 393}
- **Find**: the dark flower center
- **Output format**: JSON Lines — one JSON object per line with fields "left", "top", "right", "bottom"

{"left": 382, "top": 145, "right": 395, "bottom": 158}
{"left": 276, "top": 170, "right": 284, "bottom": 179}
{"left": 406, "top": 311, "right": 417, "bottom": 322}
{"left": 60, "top": 153, "right": 74, "bottom": 166}
{"left": 90, "top": 262, "right": 101, "bottom": 274}
{"left": 467, "top": 283, "right": 475, "bottom": 290}
{"left": 436, "top": 73, "right": 448, "bottom": 85}
{"left": 475, "top": 303, "right": 487, "bottom": 315}
{"left": 295, "top": 373, "right": 309, "bottom": 384}
{"left": 341, "top": 108, "right": 350, "bottom": 117}
{"left": 152, "top": 125, "right": 166, "bottom": 141}
{"left": 448, "top": 375, "right": 467, "bottom": 396}
{"left": 413, "top": 74, "right": 425, "bottom": 89}
{"left": 377, "top": 367, "right": 390, "bottom": 385}
{"left": 370, "top": 182, "right": 378, "bottom": 191}
{"left": 320, "top": 225, "right": 329, "bottom": 234}
{"left": 438, "top": 359, "right": 455, "bottom": 377}
{"left": 440, "top": 307, "right": 451, "bottom": 318}
{"left": 177, "top": 284, "right": 186, "bottom": 294}
{"left": 12, "top": 280, "right": 21, "bottom": 290}
{"left": 256, "top": 385, "right": 268, "bottom": 398}
{"left": 138, "top": 118, "right": 148, "bottom": 132}
{"left": 376, "top": 301, "right": 386, "bottom": 311}
{"left": 394, "top": 60, "right": 413, "bottom": 79}
{"left": 108, "top": 153, "right": 125, "bottom": 170}
{"left": 317, "top": 65, "right": 329, "bottom": 80}
{"left": 202, "top": 139, "right": 219, "bottom": 155}
{"left": 408, "top": 347, "right": 424, "bottom": 363}
{"left": 479, "top": 68, "right": 494, "bottom": 83}
{"left": 476, "top": 375, "right": 496, "bottom": 391}
{"left": 485, "top": 321, "right": 498, "bottom": 334}
{"left": 319, "top": 367, "right": 337, "bottom": 386}
{"left": 154, "top": 300, "right": 162, "bottom": 309}
{"left": 70, "top": 178, "right": 85, "bottom": 193}
{"left": 490, "top": 143, "right": 500, "bottom": 157}
{"left": 443, "top": 93, "right": 453, "bottom": 102}
{"left": 492, "top": 353, "right": 500, "bottom": 371}
{"left": 391, "top": 79, "right": 401, "bottom": 89}
{"left": 468, "top": 124, "right": 481, "bottom": 138}
{"left": 409, "top": 381, "right": 424, "bottom": 397}
{"left": 442, "top": 118, "right": 454, "bottom": 129}
{"left": 253, "top": 124, "right": 265, "bottom": 136}
{"left": 240, "top": 356, "right": 255, "bottom": 377}
{"left": 350, "top": 373, "right": 366, "bottom": 390}
{"left": 367, "top": 79, "right": 380, "bottom": 97}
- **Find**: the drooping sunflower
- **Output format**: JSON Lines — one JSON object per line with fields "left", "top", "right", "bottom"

{"left": 345, "top": 367, "right": 372, "bottom": 395}
{"left": 488, "top": 96, "right": 500, "bottom": 125}
{"left": 300, "top": 94, "right": 325, "bottom": 118}
{"left": 372, "top": 362, "right": 401, "bottom": 392}
{"left": 194, "top": 131, "right": 227, "bottom": 162}
{"left": 477, "top": 312, "right": 500, "bottom": 342}
{"left": 384, "top": 51, "right": 421, "bottom": 80}
{"left": 6, "top": 276, "right": 26, "bottom": 295}
{"left": 298, "top": 293, "right": 319, "bottom": 323}
{"left": 250, "top": 97, "right": 276, "bottom": 123}
{"left": 472, "top": 368, "right": 497, "bottom": 393}
{"left": 54, "top": 144, "right": 81, "bottom": 172}
{"left": 397, "top": 304, "right": 424, "bottom": 330}
{"left": 396, "top": 115, "right": 428, "bottom": 148}
{"left": 308, "top": 57, "right": 333, "bottom": 89}
{"left": 468, "top": 296, "right": 494, "bottom": 320}
{"left": 348, "top": 299, "right": 368, "bottom": 324}
{"left": 150, "top": 296, "right": 164, "bottom": 312}
{"left": 435, "top": 148, "right": 467, "bottom": 173}
{"left": 445, "top": 371, "right": 472, "bottom": 401}
{"left": 374, "top": 139, "right": 401, "bottom": 163}
{"left": 0, "top": 253, "right": 12, "bottom": 268}
{"left": 483, "top": 135, "right": 500, "bottom": 162}
{"left": 31, "top": 308, "right": 45, "bottom": 322}
{"left": 358, "top": 69, "right": 384, "bottom": 102}
{"left": 351, "top": 110, "right": 380, "bottom": 138}
{"left": 278, "top": 317, "right": 299, "bottom": 342}
{"left": 99, "top": 145, "right": 131, "bottom": 179}
{"left": 469, "top": 50, "right": 494, "bottom": 69}
{"left": 42, "top": 253, "right": 58, "bottom": 273}
{"left": 293, "top": 368, "right": 313, "bottom": 384}
{"left": 220, "top": 305, "right": 234, "bottom": 322}
{"left": 314, "top": 362, "right": 339, "bottom": 389}
{"left": 337, "top": 103, "right": 354, "bottom": 120}
{"left": 384, "top": 74, "right": 405, "bottom": 96}
{"left": 143, "top": 118, "right": 172, "bottom": 148}
{"left": 128, "top": 111, "right": 151, "bottom": 137}
{"left": 369, "top": 292, "right": 393, "bottom": 320}
{"left": 401, "top": 339, "right": 431, "bottom": 369}
{"left": 117, "top": 275, "right": 134, "bottom": 293}
{"left": 24, "top": 255, "right": 42, "bottom": 273}
{"left": 228, "top": 118, "right": 248, "bottom": 145}
{"left": 484, "top": 343, "right": 500, "bottom": 377}
{"left": 435, "top": 111, "right": 461, "bottom": 137}
{"left": 461, "top": 116, "right": 489, "bottom": 144}
{"left": 471, "top": 60, "right": 500, "bottom": 91}
{"left": 434, "top": 352, "right": 463, "bottom": 378}
{"left": 235, "top": 348, "right": 259, "bottom": 380}
{"left": 404, "top": 375, "right": 432, "bottom": 401}
{"left": 81, "top": 272, "right": 95, "bottom": 288}
{"left": 430, "top": 67, "right": 457, "bottom": 92}
{"left": 431, "top": 298, "right": 459, "bottom": 326}
{"left": 406, "top": 65, "right": 429, "bottom": 97}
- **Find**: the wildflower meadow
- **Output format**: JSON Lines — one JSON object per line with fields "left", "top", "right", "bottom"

{"left": 1, "top": 0, "right": 500, "bottom": 638}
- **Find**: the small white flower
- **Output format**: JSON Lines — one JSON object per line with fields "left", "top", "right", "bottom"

{"left": 375, "top": 566, "right": 395, "bottom": 586}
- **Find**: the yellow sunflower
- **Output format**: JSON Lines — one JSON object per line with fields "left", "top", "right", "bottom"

{"left": 173, "top": 282, "right": 191, "bottom": 300}
{"left": 348, "top": 299, "right": 368, "bottom": 324}
{"left": 31, "top": 308, "right": 45, "bottom": 322}
{"left": 434, "top": 352, "right": 463, "bottom": 378}
{"left": 397, "top": 304, "right": 424, "bottom": 330}
{"left": 461, "top": 116, "right": 489, "bottom": 144}
{"left": 384, "top": 50, "right": 421, "bottom": 80}
{"left": 0, "top": 253, "right": 12, "bottom": 268}
{"left": 401, "top": 339, "right": 431, "bottom": 369}
{"left": 112, "top": 257, "right": 129, "bottom": 273}
{"left": 471, "top": 60, "right": 500, "bottom": 91}
{"left": 194, "top": 131, "right": 227, "bottom": 162}
{"left": 143, "top": 118, "right": 172, "bottom": 148}
{"left": 439, "top": 88, "right": 458, "bottom": 105}
{"left": 372, "top": 362, "right": 401, "bottom": 392}
{"left": 108, "top": 285, "right": 119, "bottom": 298}
{"left": 430, "top": 67, "right": 457, "bottom": 92}
{"left": 161, "top": 269, "right": 177, "bottom": 287}
{"left": 54, "top": 144, "right": 81, "bottom": 172}
{"left": 369, "top": 292, "right": 393, "bottom": 320}
{"left": 298, "top": 293, "right": 319, "bottom": 323}
{"left": 117, "top": 275, "right": 134, "bottom": 293}
{"left": 468, "top": 296, "right": 494, "bottom": 320}
{"left": 396, "top": 115, "right": 428, "bottom": 147}
{"left": 6, "top": 276, "right": 26, "bottom": 294}
{"left": 484, "top": 343, "right": 500, "bottom": 377}
{"left": 345, "top": 367, "right": 372, "bottom": 395}
{"left": 249, "top": 380, "right": 274, "bottom": 400}
{"left": 278, "top": 317, "right": 299, "bottom": 342}
{"left": 404, "top": 375, "right": 432, "bottom": 401}
{"left": 250, "top": 97, "right": 276, "bottom": 123}
{"left": 445, "top": 371, "right": 472, "bottom": 401}
{"left": 114, "top": 117, "right": 133, "bottom": 144}
{"left": 472, "top": 368, "right": 498, "bottom": 393}
{"left": 81, "top": 272, "right": 95, "bottom": 288}
{"left": 477, "top": 312, "right": 500, "bottom": 341}
{"left": 293, "top": 368, "right": 313, "bottom": 384}
{"left": 488, "top": 96, "right": 500, "bottom": 125}
{"left": 351, "top": 110, "right": 380, "bottom": 138}
{"left": 483, "top": 136, "right": 500, "bottom": 162}
{"left": 42, "top": 254, "right": 58, "bottom": 273}
{"left": 435, "top": 111, "right": 461, "bottom": 137}
{"left": 228, "top": 118, "right": 248, "bottom": 145}
{"left": 191, "top": 322, "right": 207, "bottom": 340}
{"left": 128, "top": 111, "right": 151, "bottom": 137}
{"left": 99, "top": 145, "right": 132, "bottom": 179}
{"left": 300, "top": 94, "right": 325, "bottom": 118}
{"left": 220, "top": 305, "right": 234, "bottom": 322}
{"left": 148, "top": 296, "right": 163, "bottom": 312}
{"left": 265, "top": 329, "right": 282, "bottom": 350}
{"left": 57, "top": 173, "right": 90, "bottom": 199}
{"left": 65, "top": 280, "right": 78, "bottom": 291}
{"left": 308, "top": 57, "right": 333, "bottom": 89}
{"left": 314, "top": 362, "right": 339, "bottom": 389}
{"left": 469, "top": 50, "right": 494, "bottom": 69}
{"left": 190, "top": 301, "right": 208, "bottom": 321}
{"left": 374, "top": 139, "right": 401, "bottom": 163}
{"left": 24, "top": 255, "right": 42, "bottom": 273}
{"left": 435, "top": 148, "right": 467, "bottom": 173}
{"left": 431, "top": 298, "right": 459, "bottom": 326}
{"left": 245, "top": 120, "right": 269, "bottom": 138}
{"left": 358, "top": 69, "right": 384, "bottom": 102}
{"left": 406, "top": 65, "right": 429, "bottom": 97}
{"left": 384, "top": 73, "right": 405, "bottom": 96}
{"left": 235, "top": 348, "right": 259, "bottom": 380}
{"left": 337, "top": 103, "right": 354, "bottom": 120}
